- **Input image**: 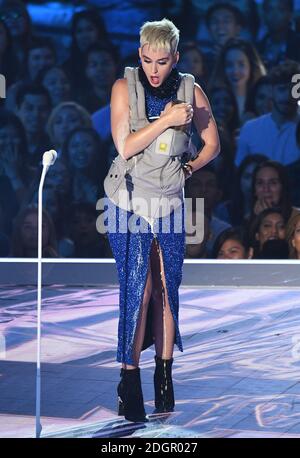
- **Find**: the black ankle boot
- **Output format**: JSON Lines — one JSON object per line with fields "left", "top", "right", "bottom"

{"left": 117, "top": 367, "right": 148, "bottom": 422}
{"left": 153, "top": 356, "right": 175, "bottom": 413}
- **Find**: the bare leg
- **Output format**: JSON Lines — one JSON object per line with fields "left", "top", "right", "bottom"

{"left": 150, "top": 237, "right": 175, "bottom": 359}
{"left": 122, "top": 256, "right": 152, "bottom": 370}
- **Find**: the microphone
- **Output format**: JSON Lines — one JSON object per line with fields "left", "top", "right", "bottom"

{"left": 42, "top": 149, "right": 57, "bottom": 167}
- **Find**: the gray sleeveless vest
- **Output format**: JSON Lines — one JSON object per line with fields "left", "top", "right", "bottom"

{"left": 104, "top": 67, "right": 198, "bottom": 220}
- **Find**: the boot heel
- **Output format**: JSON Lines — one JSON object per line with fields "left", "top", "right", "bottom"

{"left": 116, "top": 367, "right": 148, "bottom": 422}
{"left": 153, "top": 356, "right": 175, "bottom": 413}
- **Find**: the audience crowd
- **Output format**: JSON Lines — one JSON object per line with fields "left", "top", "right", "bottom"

{"left": 1, "top": 0, "right": 300, "bottom": 260}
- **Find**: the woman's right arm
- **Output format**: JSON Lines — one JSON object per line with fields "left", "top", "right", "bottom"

{"left": 111, "top": 78, "right": 192, "bottom": 160}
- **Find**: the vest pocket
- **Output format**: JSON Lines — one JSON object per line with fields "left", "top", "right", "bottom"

{"left": 103, "top": 157, "right": 124, "bottom": 199}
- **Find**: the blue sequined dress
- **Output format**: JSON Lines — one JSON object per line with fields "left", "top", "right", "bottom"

{"left": 105, "top": 72, "right": 186, "bottom": 365}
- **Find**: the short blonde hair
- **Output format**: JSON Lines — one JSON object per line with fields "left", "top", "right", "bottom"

{"left": 140, "top": 18, "right": 179, "bottom": 55}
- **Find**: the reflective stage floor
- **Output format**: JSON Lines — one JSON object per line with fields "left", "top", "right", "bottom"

{"left": 1, "top": 284, "right": 300, "bottom": 438}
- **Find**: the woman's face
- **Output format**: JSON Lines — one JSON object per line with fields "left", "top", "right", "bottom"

{"left": 75, "top": 18, "right": 99, "bottom": 52}
{"left": 0, "top": 21, "right": 8, "bottom": 55}
{"left": 42, "top": 68, "right": 71, "bottom": 105}
{"left": 177, "top": 49, "right": 203, "bottom": 77}
{"left": 255, "top": 166, "right": 282, "bottom": 206}
{"left": 139, "top": 44, "right": 178, "bottom": 87}
{"left": 225, "top": 48, "right": 251, "bottom": 89}
{"left": 211, "top": 89, "right": 234, "bottom": 121}
{"left": 292, "top": 219, "right": 300, "bottom": 258}
{"left": 52, "top": 107, "right": 83, "bottom": 147}
{"left": 255, "top": 83, "right": 273, "bottom": 115}
{"left": 68, "top": 131, "right": 97, "bottom": 169}
{"left": 256, "top": 212, "right": 285, "bottom": 248}
{"left": 1, "top": 7, "right": 28, "bottom": 38}
{"left": 85, "top": 50, "right": 116, "bottom": 88}
{"left": 217, "top": 239, "right": 247, "bottom": 259}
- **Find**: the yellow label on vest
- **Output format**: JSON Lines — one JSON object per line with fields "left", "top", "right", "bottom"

{"left": 159, "top": 142, "right": 168, "bottom": 152}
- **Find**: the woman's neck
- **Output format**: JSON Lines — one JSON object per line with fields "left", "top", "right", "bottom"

{"left": 138, "top": 65, "right": 181, "bottom": 99}
{"left": 232, "top": 82, "right": 247, "bottom": 97}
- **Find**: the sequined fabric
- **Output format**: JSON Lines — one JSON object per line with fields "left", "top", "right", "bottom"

{"left": 104, "top": 194, "right": 185, "bottom": 364}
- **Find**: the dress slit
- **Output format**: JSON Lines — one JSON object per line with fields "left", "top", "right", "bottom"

{"left": 105, "top": 196, "right": 185, "bottom": 365}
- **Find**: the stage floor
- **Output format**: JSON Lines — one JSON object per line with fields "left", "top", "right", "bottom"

{"left": 1, "top": 284, "right": 300, "bottom": 438}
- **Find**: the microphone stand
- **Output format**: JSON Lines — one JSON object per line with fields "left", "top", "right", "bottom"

{"left": 36, "top": 150, "right": 57, "bottom": 438}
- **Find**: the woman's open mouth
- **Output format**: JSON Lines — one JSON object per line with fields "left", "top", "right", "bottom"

{"left": 150, "top": 76, "right": 160, "bottom": 85}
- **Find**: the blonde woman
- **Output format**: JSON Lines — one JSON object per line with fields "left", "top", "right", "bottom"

{"left": 46, "top": 101, "right": 91, "bottom": 154}
{"left": 103, "top": 18, "right": 220, "bottom": 422}
{"left": 286, "top": 212, "right": 300, "bottom": 259}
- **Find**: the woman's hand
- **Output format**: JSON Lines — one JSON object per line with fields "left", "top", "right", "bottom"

{"left": 253, "top": 197, "right": 275, "bottom": 215}
{"left": 160, "top": 101, "right": 193, "bottom": 128}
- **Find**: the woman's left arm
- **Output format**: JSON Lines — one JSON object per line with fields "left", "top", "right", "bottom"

{"left": 187, "top": 83, "right": 220, "bottom": 173}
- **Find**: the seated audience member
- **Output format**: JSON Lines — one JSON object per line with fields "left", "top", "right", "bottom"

{"left": 258, "top": 0, "right": 300, "bottom": 70}
{"left": 76, "top": 43, "right": 118, "bottom": 114}
{"left": 258, "top": 238, "right": 289, "bottom": 259}
{"left": 235, "top": 60, "right": 300, "bottom": 167}
{"left": 286, "top": 212, "right": 300, "bottom": 259}
{"left": 63, "top": 8, "right": 111, "bottom": 94}
{"left": 25, "top": 37, "right": 57, "bottom": 83}
{"left": 243, "top": 75, "right": 273, "bottom": 122}
{"left": 15, "top": 84, "right": 52, "bottom": 175}
{"left": 185, "top": 166, "right": 231, "bottom": 256}
{"left": 65, "top": 202, "right": 111, "bottom": 258}
{"left": 0, "top": 0, "right": 33, "bottom": 71}
{"left": 249, "top": 160, "right": 300, "bottom": 227}
{"left": 62, "top": 127, "right": 108, "bottom": 204}
{"left": 185, "top": 211, "right": 211, "bottom": 259}
{"left": 46, "top": 101, "right": 91, "bottom": 156}
{"left": 0, "top": 109, "right": 31, "bottom": 235}
{"left": 231, "top": 154, "right": 268, "bottom": 225}
{"left": 248, "top": 207, "right": 287, "bottom": 258}
{"left": 10, "top": 204, "right": 59, "bottom": 258}
{"left": 37, "top": 65, "right": 72, "bottom": 107}
{"left": 177, "top": 41, "right": 207, "bottom": 87}
{"left": 212, "top": 227, "right": 253, "bottom": 259}
{"left": 209, "top": 38, "right": 266, "bottom": 125}
{"left": 201, "top": 2, "right": 244, "bottom": 72}
{"left": 5, "top": 37, "right": 57, "bottom": 111}
{"left": 209, "top": 84, "right": 240, "bottom": 139}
